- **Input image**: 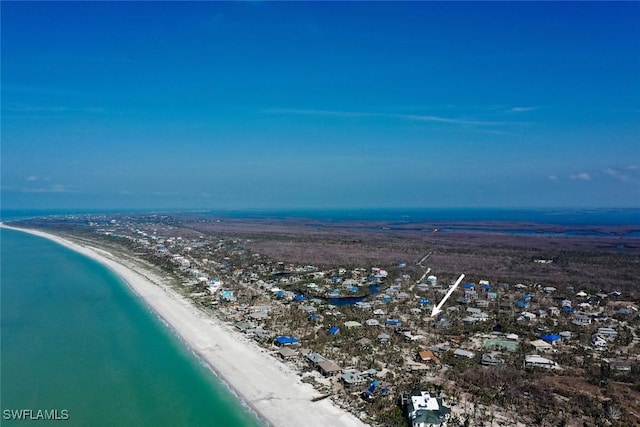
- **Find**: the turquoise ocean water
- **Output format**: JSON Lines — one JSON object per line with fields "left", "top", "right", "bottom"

{"left": 0, "top": 228, "right": 262, "bottom": 426}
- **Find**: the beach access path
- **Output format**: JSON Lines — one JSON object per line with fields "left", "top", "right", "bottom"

{"left": 1, "top": 224, "right": 368, "bottom": 427}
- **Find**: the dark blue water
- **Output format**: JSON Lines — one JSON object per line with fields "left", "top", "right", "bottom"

{"left": 3, "top": 208, "right": 639, "bottom": 226}
{"left": 192, "top": 208, "right": 640, "bottom": 226}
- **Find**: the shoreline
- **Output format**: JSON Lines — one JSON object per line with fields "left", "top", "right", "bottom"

{"left": 1, "top": 224, "right": 368, "bottom": 427}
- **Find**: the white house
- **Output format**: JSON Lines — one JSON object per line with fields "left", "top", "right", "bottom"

{"left": 591, "top": 334, "right": 607, "bottom": 348}
{"left": 525, "top": 355, "right": 558, "bottom": 369}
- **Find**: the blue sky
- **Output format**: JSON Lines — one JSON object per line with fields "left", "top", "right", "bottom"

{"left": 2, "top": 1, "right": 639, "bottom": 210}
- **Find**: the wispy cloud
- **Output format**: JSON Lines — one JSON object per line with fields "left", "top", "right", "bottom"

{"left": 1, "top": 184, "right": 78, "bottom": 193}
{"left": 6, "top": 105, "right": 68, "bottom": 113}
{"left": 602, "top": 166, "right": 640, "bottom": 184}
{"left": 570, "top": 172, "right": 591, "bottom": 181}
{"left": 507, "top": 106, "right": 538, "bottom": 113}
{"left": 3, "top": 104, "right": 104, "bottom": 114}
{"left": 263, "top": 108, "right": 519, "bottom": 127}
{"left": 557, "top": 165, "right": 640, "bottom": 185}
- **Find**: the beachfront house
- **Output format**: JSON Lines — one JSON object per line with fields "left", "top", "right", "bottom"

{"left": 317, "top": 360, "right": 342, "bottom": 377}
{"left": 404, "top": 391, "right": 451, "bottom": 427}
{"left": 274, "top": 335, "right": 300, "bottom": 346}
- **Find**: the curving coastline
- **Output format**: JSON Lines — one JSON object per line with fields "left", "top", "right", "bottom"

{"left": 1, "top": 224, "right": 368, "bottom": 427}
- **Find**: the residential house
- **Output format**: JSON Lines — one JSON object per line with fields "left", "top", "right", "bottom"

{"left": 572, "top": 315, "right": 592, "bottom": 327}
{"left": 529, "top": 339, "right": 553, "bottom": 352}
{"left": 481, "top": 353, "right": 505, "bottom": 366}
{"left": 417, "top": 350, "right": 441, "bottom": 365}
{"left": 356, "top": 337, "right": 372, "bottom": 347}
{"left": 597, "top": 327, "right": 618, "bottom": 340}
{"left": 342, "top": 368, "right": 376, "bottom": 387}
{"left": 274, "top": 336, "right": 300, "bottom": 346}
{"left": 405, "top": 391, "right": 451, "bottom": 427}
{"left": 591, "top": 334, "right": 607, "bottom": 348}
{"left": 525, "top": 355, "right": 558, "bottom": 369}
{"left": 453, "top": 349, "right": 475, "bottom": 359}
{"left": 277, "top": 347, "right": 298, "bottom": 360}
{"left": 365, "top": 319, "right": 381, "bottom": 327}
{"left": 344, "top": 321, "right": 363, "bottom": 329}
{"left": 377, "top": 333, "right": 391, "bottom": 343}
{"left": 317, "top": 360, "right": 342, "bottom": 377}
{"left": 608, "top": 360, "right": 632, "bottom": 372}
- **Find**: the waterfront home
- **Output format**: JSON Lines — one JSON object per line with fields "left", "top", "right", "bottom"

{"left": 341, "top": 368, "right": 376, "bottom": 387}
{"left": 404, "top": 391, "right": 451, "bottom": 427}
{"left": 307, "top": 352, "right": 326, "bottom": 365}
{"left": 317, "top": 360, "right": 342, "bottom": 377}
{"left": 277, "top": 347, "right": 298, "bottom": 360}
{"left": 274, "top": 336, "right": 300, "bottom": 346}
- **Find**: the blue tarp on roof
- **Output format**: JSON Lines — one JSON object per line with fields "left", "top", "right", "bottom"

{"left": 541, "top": 333, "right": 561, "bottom": 342}
{"left": 563, "top": 306, "right": 575, "bottom": 313}
{"left": 309, "top": 313, "right": 319, "bottom": 320}
{"left": 275, "top": 336, "right": 300, "bottom": 345}
{"left": 515, "top": 300, "right": 528, "bottom": 308}
{"left": 482, "top": 284, "right": 492, "bottom": 291}
{"left": 293, "top": 294, "right": 307, "bottom": 301}
{"left": 329, "top": 326, "right": 340, "bottom": 335}
{"left": 419, "top": 298, "right": 432, "bottom": 306}
{"left": 464, "top": 283, "right": 475, "bottom": 289}
{"left": 276, "top": 291, "right": 285, "bottom": 298}
{"left": 524, "top": 294, "right": 532, "bottom": 301}
{"left": 385, "top": 319, "right": 402, "bottom": 326}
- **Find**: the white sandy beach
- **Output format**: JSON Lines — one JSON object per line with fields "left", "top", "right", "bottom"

{"left": 1, "top": 224, "right": 368, "bottom": 427}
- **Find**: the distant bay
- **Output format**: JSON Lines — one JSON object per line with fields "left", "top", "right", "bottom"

{"left": 0, "top": 228, "right": 261, "bottom": 426}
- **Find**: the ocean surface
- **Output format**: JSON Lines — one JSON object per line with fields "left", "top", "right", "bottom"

{"left": 0, "top": 228, "right": 262, "bottom": 426}
{"left": 3, "top": 207, "right": 640, "bottom": 226}
{"left": 197, "top": 207, "right": 640, "bottom": 226}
